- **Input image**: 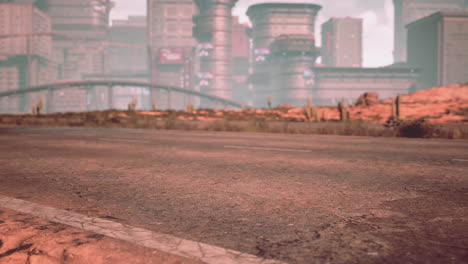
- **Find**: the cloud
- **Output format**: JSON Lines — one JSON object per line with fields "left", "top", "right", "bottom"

{"left": 356, "top": 0, "right": 394, "bottom": 66}
{"left": 110, "top": 0, "right": 146, "bottom": 21}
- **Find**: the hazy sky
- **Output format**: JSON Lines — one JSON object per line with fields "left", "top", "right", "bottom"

{"left": 111, "top": 0, "right": 394, "bottom": 67}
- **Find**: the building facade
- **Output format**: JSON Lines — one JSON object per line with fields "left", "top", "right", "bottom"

{"left": 393, "top": 0, "right": 467, "bottom": 63}
{"left": 311, "top": 66, "right": 421, "bottom": 106}
{"left": 0, "top": 3, "right": 55, "bottom": 113}
{"left": 45, "top": 0, "right": 112, "bottom": 79}
{"left": 0, "top": 3, "right": 52, "bottom": 59}
{"left": 321, "top": 17, "right": 363, "bottom": 68}
{"left": 147, "top": 0, "right": 197, "bottom": 109}
{"left": 407, "top": 11, "right": 468, "bottom": 89}
{"left": 0, "top": 55, "right": 56, "bottom": 113}
{"left": 109, "top": 16, "right": 147, "bottom": 76}
{"left": 99, "top": 16, "right": 150, "bottom": 110}
{"left": 44, "top": 0, "right": 112, "bottom": 112}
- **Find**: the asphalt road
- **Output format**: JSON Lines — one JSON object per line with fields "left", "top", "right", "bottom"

{"left": 0, "top": 127, "right": 467, "bottom": 264}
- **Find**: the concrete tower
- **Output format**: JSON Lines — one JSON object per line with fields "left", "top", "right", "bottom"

{"left": 246, "top": 3, "right": 321, "bottom": 107}
{"left": 193, "top": 0, "right": 238, "bottom": 107}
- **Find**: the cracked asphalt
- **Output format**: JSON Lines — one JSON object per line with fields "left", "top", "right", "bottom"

{"left": 0, "top": 127, "right": 467, "bottom": 263}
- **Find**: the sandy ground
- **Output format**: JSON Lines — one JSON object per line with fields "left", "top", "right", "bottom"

{"left": 0, "top": 207, "right": 201, "bottom": 264}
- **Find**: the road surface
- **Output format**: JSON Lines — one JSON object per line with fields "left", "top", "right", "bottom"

{"left": 0, "top": 127, "right": 467, "bottom": 263}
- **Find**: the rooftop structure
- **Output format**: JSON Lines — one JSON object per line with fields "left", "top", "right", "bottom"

{"left": 246, "top": 3, "right": 321, "bottom": 59}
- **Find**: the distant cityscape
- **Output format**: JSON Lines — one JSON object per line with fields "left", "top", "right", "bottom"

{"left": 0, "top": 0, "right": 467, "bottom": 113}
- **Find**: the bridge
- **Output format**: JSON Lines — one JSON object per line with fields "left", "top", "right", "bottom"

{"left": 0, "top": 80, "right": 245, "bottom": 114}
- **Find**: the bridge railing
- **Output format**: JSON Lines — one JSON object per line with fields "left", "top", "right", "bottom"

{"left": 0, "top": 80, "right": 245, "bottom": 114}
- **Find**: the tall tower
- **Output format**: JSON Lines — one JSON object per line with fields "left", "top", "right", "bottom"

{"left": 193, "top": 0, "right": 238, "bottom": 107}
{"left": 147, "top": 0, "right": 197, "bottom": 109}
{"left": 393, "top": 0, "right": 467, "bottom": 63}
{"left": 246, "top": 3, "right": 321, "bottom": 108}
{"left": 321, "top": 17, "right": 363, "bottom": 68}
{"left": 269, "top": 35, "right": 318, "bottom": 107}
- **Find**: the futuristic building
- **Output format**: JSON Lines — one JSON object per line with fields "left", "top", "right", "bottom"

{"left": 0, "top": 3, "right": 55, "bottom": 113}
{"left": 393, "top": 0, "right": 467, "bottom": 63}
{"left": 321, "top": 17, "right": 363, "bottom": 68}
{"left": 147, "top": 0, "right": 197, "bottom": 109}
{"left": 246, "top": 3, "right": 322, "bottom": 107}
{"left": 407, "top": 11, "right": 468, "bottom": 89}
{"left": 193, "top": 0, "right": 238, "bottom": 107}
{"left": 310, "top": 66, "right": 421, "bottom": 106}
{"left": 269, "top": 35, "right": 318, "bottom": 106}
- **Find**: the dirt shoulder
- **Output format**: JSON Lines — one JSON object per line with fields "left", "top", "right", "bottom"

{"left": 0, "top": 207, "right": 200, "bottom": 264}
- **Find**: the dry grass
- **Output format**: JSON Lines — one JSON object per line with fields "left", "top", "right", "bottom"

{"left": 1, "top": 110, "right": 467, "bottom": 139}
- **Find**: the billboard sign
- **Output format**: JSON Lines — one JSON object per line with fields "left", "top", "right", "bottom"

{"left": 196, "top": 72, "right": 213, "bottom": 87}
{"left": 197, "top": 43, "right": 213, "bottom": 57}
{"left": 159, "top": 48, "right": 184, "bottom": 65}
{"left": 254, "top": 48, "right": 270, "bottom": 62}
{"left": 196, "top": 72, "right": 213, "bottom": 79}
{"left": 303, "top": 70, "right": 315, "bottom": 85}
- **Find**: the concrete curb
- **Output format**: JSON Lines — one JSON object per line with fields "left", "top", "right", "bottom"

{"left": 0, "top": 194, "right": 285, "bottom": 264}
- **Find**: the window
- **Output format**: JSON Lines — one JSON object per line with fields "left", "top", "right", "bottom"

{"left": 167, "top": 23, "right": 177, "bottom": 32}
{"left": 183, "top": 7, "right": 193, "bottom": 16}
{"left": 166, "top": 7, "right": 177, "bottom": 17}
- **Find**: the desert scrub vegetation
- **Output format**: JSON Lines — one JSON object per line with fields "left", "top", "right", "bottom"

{"left": 1, "top": 110, "right": 467, "bottom": 139}
{"left": 392, "top": 118, "right": 468, "bottom": 139}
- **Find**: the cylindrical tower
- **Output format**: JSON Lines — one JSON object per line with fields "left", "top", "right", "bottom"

{"left": 193, "top": 0, "right": 238, "bottom": 107}
{"left": 269, "top": 35, "right": 317, "bottom": 107}
{"left": 246, "top": 3, "right": 321, "bottom": 108}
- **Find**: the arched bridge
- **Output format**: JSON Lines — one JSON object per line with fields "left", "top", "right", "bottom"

{"left": 0, "top": 80, "right": 245, "bottom": 113}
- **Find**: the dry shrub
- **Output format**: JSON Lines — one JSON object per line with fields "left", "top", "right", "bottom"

{"left": 205, "top": 120, "right": 243, "bottom": 132}
{"left": 395, "top": 119, "right": 434, "bottom": 138}
{"left": 246, "top": 118, "right": 268, "bottom": 132}
{"left": 163, "top": 111, "right": 177, "bottom": 129}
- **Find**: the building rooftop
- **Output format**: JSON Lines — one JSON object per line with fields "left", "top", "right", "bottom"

{"left": 406, "top": 11, "right": 468, "bottom": 28}
{"left": 246, "top": 2, "right": 322, "bottom": 17}
{"left": 312, "top": 66, "right": 420, "bottom": 74}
